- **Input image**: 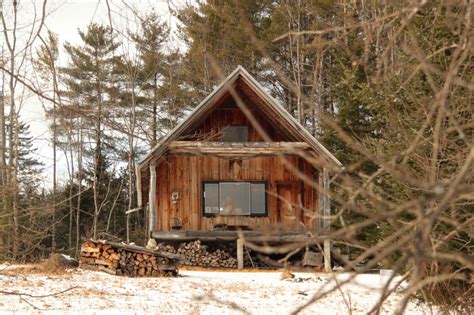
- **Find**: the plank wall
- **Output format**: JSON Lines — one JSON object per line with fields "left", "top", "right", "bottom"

{"left": 155, "top": 155, "right": 319, "bottom": 232}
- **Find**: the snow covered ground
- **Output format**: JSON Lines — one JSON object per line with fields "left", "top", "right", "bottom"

{"left": 0, "top": 264, "right": 436, "bottom": 314}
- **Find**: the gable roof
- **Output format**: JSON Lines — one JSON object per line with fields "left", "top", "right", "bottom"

{"left": 138, "top": 66, "right": 342, "bottom": 171}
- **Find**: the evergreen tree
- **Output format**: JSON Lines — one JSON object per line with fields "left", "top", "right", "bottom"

{"left": 262, "top": 0, "right": 338, "bottom": 122}
{"left": 3, "top": 119, "right": 46, "bottom": 260}
{"left": 12, "top": 121, "right": 44, "bottom": 197}
{"left": 61, "top": 23, "right": 121, "bottom": 160}
{"left": 129, "top": 12, "right": 190, "bottom": 147}
{"left": 178, "top": 0, "right": 271, "bottom": 102}
{"left": 60, "top": 23, "right": 122, "bottom": 239}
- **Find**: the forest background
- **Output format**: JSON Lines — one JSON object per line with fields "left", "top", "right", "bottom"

{"left": 0, "top": 0, "right": 472, "bottom": 312}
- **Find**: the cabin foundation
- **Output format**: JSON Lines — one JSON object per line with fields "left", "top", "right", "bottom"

{"left": 152, "top": 230, "right": 330, "bottom": 269}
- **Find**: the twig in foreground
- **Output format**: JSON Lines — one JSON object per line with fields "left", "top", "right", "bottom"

{"left": 0, "top": 286, "right": 80, "bottom": 298}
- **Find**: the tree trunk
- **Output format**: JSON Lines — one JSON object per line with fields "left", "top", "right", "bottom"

{"left": 8, "top": 48, "right": 18, "bottom": 260}
{"left": 52, "top": 92, "right": 57, "bottom": 251}
{"left": 0, "top": 61, "right": 6, "bottom": 251}
{"left": 68, "top": 139, "right": 74, "bottom": 249}
{"left": 151, "top": 74, "right": 157, "bottom": 148}
{"left": 128, "top": 83, "right": 137, "bottom": 242}
{"left": 92, "top": 56, "right": 103, "bottom": 240}
{"left": 75, "top": 126, "right": 83, "bottom": 255}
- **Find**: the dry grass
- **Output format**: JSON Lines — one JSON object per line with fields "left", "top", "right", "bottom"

{"left": 179, "top": 265, "right": 323, "bottom": 273}
{"left": 0, "top": 263, "right": 44, "bottom": 276}
{"left": 0, "top": 255, "right": 79, "bottom": 276}
{"left": 426, "top": 278, "right": 473, "bottom": 314}
{"left": 179, "top": 266, "right": 277, "bottom": 273}
{"left": 40, "top": 260, "right": 73, "bottom": 275}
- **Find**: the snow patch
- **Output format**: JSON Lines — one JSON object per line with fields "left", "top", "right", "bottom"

{"left": 0, "top": 266, "right": 436, "bottom": 314}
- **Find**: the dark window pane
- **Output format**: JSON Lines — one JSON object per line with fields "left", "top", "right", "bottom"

{"left": 204, "top": 183, "right": 219, "bottom": 214}
{"left": 222, "top": 126, "right": 248, "bottom": 142}
{"left": 219, "top": 182, "right": 250, "bottom": 215}
{"left": 251, "top": 183, "right": 266, "bottom": 214}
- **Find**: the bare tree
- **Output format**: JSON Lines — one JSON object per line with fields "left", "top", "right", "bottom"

{"left": 0, "top": 0, "right": 47, "bottom": 259}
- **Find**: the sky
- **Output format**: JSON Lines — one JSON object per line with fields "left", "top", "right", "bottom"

{"left": 2, "top": 0, "right": 184, "bottom": 187}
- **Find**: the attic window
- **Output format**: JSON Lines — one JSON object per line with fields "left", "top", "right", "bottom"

{"left": 222, "top": 126, "right": 248, "bottom": 142}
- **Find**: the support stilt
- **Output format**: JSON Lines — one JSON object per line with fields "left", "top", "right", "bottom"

{"left": 237, "top": 238, "right": 244, "bottom": 270}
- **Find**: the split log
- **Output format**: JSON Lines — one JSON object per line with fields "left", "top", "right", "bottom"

{"left": 80, "top": 239, "right": 180, "bottom": 277}
{"left": 157, "top": 240, "right": 240, "bottom": 268}
{"left": 81, "top": 247, "right": 100, "bottom": 253}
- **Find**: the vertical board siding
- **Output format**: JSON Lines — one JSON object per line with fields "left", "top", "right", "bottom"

{"left": 155, "top": 155, "right": 319, "bottom": 232}
{"left": 152, "top": 94, "right": 320, "bottom": 232}
{"left": 181, "top": 107, "right": 287, "bottom": 142}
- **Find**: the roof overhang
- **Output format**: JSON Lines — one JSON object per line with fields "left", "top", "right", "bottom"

{"left": 137, "top": 66, "right": 342, "bottom": 171}
{"left": 167, "top": 141, "right": 312, "bottom": 157}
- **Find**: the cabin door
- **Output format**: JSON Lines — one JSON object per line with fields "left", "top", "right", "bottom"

{"left": 276, "top": 182, "right": 303, "bottom": 231}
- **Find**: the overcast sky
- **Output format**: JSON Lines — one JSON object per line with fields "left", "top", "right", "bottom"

{"left": 2, "top": 0, "right": 183, "bottom": 187}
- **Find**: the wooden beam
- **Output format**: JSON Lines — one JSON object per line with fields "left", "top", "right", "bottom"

{"left": 168, "top": 141, "right": 311, "bottom": 157}
{"left": 149, "top": 164, "right": 157, "bottom": 237}
{"left": 88, "top": 239, "right": 182, "bottom": 260}
{"left": 151, "top": 230, "right": 324, "bottom": 243}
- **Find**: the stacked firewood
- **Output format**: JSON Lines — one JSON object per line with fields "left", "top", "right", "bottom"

{"left": 80, "top": 241, "right": 119, "bottom": 274}
{"left": 117, "top": 251, "right": 176, "bottom": 277}
{"left": 80, "top": 240, "right": 179, "bottom": 277}
{"left": 158, "top": 240, "right": 238, "bottom": 268}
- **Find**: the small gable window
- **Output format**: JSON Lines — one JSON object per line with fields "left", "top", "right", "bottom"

{"left": 222, "top": 126, "right": 248, "bottom": 142}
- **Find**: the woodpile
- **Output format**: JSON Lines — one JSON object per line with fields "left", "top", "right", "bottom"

{"left": 80, "top": 240, "right": 180, "bottom": 277}
{"left": 157, "top": 240, "right": 239, "bottom": 268}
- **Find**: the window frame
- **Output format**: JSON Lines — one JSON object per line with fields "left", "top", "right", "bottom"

{"left": 202, "top": 180, "right": 268, "bottom": 217}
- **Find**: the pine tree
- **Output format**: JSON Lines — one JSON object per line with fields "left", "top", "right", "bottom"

{"left": 61, "top": 23, "right": 122, "bottom": 239}
{"left": 12, "top": 122, "right": 44, "bottom": 197}
{"left": 130, "top": 13, "right": 191, "bottom": 147}
{"left": 178, "top": 0, "right": 271, "bottom": 101}
{"left": 3, "top": 119, "right": 46, "bottom": 259}
{"left": 262, "top": 0, "right": 338, "bottom": 123}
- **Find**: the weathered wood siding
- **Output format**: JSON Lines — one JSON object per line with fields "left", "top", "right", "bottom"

{"left": 155, "top": 155, "right": 319, "bottom": 232}
{"left": 152, "top": 94, "right": 321, "bottom": 233}
{"left": 181, "top": 95, "right": 288, "bottom": 142}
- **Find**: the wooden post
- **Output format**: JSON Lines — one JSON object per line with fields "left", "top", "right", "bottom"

{"left": 136, "top": 165, "right": 142, "bottom": 208}
{"left": 128, "top": 166, "right": 143, "bottom": 243}
{"left": 323, "top": 167, "right": 331, "bottom": 272}
{"left": 237, "top": 238, "right": 244, "bottom": 270}
{"left": 149, "top": 164, "right": 157, "bottom": 238}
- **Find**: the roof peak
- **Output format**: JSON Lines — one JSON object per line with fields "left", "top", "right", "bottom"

{"left": 138, "top": 66, "right": 342, "bottom": 169}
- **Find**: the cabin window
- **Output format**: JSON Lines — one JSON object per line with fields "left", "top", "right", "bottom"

{"left": 222, "top": 126, "right": 248, "bottom": 142}
{"left": 203, "top": 181, "right": 267, "bottom": 216}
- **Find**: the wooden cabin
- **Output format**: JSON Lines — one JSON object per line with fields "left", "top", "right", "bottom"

{"left": 136, "top": 66, "right": 342, "bottom": 269}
